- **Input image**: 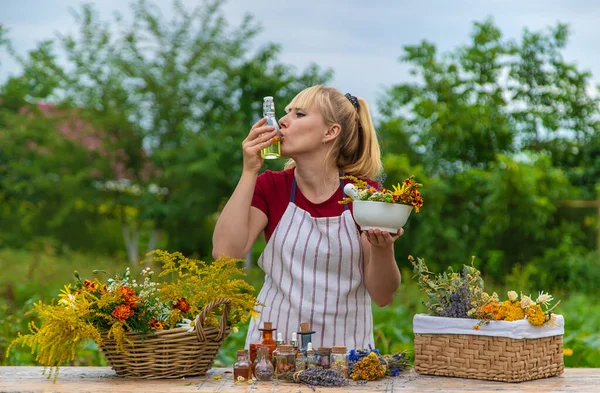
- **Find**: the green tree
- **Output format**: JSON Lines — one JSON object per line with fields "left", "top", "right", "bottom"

{"left": 378, "top": 19, "right": 598, "bottom": 279}
{"left": 1, "top": 0, "right": 332, "bottom": 260}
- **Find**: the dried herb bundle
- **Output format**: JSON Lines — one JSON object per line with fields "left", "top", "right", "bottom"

{"left": 382, "top": 352, "right": 411, "bottom": 377}
{"left": 350, "top": 352, "right": 386, "bottom": 381}
{"left": 277, "top": 368, "right": 348, "bottom": 387}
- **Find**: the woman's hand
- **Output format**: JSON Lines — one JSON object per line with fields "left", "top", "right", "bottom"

{"left": 364, "top": 228, "right": 404, "bottom": 248}
{"left": 242, "top": 117, "right": 279, "bottom": 174}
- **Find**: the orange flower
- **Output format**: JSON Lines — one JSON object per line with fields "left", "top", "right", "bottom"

{"left": 83, "top": 279, "right": 98, "bottom": 293}
{"left": 173, "top": 298, "right": 191, "bottom": 313}
{"left": 149, "top": 318, "right": 166, "bottom": 331}
{"left": 119, "top": 286, "right": 140, "bottom": 305}
{"left": 98, "top": 284, "right": 108, "bottom": 295}
{"left": 112, "top": 304, "right": 135, "bottom": 322}
{"left": 479, "top": 301, "right": 502, "bottom": 320}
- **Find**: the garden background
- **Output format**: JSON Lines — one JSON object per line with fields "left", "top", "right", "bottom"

{"left": 1, "top": 0, "right": 599, "bottom": 369}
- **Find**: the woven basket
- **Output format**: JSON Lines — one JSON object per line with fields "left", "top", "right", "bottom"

{"left": 100, "top": 298, "right": 231, "bottom": 379}
{"left": 414, "top": 315, "right": 564, "bottom": 383}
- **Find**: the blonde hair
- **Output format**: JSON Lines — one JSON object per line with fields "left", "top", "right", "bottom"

{"left": 283, "top": 85, "right": 382, "bottom": 179}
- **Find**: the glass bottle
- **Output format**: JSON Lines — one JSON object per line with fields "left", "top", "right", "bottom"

{"left": 233, "top": 349, "right": 250, "bottom": 382}
{"left": 260, "top": 96, "right": 281, "bottom": 159}
{"left": 249, "top": 321, "right": 277, "bottom": 377}
{"left": 295, "top": 350, "right": 306, "bottom": 371}
{"left": 272, "top": 332, "right": 284, "bottom": 370}
{"left": 305, "top": 342, "right": 317, "bottom": 369}
{"left": 330, "top": 346, "right": 348, "bottom": 378}
{"left": 290, "top": 332, "right": 298, "bottom": 352}
{"left": 254, "top": 346, "right": 274, "bottom": 381}
{"left": 297, "top": 322, "right": 315, "bottom": 355}
{"left": 316, "top": 347, "right": 331, "bottom": 369}
{"left": 274, "top": 344, "right": 296, "bottom": 376}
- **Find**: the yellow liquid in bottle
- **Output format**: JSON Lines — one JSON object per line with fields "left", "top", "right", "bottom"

{"left": 261, "top": 114, "right": 281, "bottom": 159}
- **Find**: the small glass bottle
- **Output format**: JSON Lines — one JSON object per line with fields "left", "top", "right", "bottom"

{"left": 254, "top": 346, "right": 274, "bottom": 381}
{"left": 233, "top": 349, "right": 250, "bottom": 382}
{"left": 275, "top": 332, "right": 284, "bottom": 347}
{"left": 305, "top": 342, "right": 317, "bottom": 369}
{"left": 316, "top": 347, "right": 331, "bottom": 369}
{"left": 330, "top": 346, "right": 348, "bottom": 378}
{"left": 297, "top": 322, "right": 315, "bottom": 355}
{"left": 290, "top": 332, "right": 298, "bottom": 352}
{"left": 274, "top": 344, "right": 296, "bottom": 376}
{"left": 295, "top": 350, "right": 306, "bottom": 371}
{"left": 272, "top": 332, "right": 284, "bottom": 370}
{"left": 249, "top": 321, "right": 277, "bottom": 377}
{"left": 260, "top": 96, "right": 281, "bottom": 159}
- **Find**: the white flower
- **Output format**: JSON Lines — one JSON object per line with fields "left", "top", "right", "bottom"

{"left": 232, "top": 327, "right": 239, "bottom": 334}
{"left": 491, "top": 292, "right": 499, "bottom": 302}
{"left": 58, "top": 293, "right": 77, "bottom": 308}
{"left": 178, "top": 317, "right": 198, "bottom": 333}
{"left": 507, "top": 291, "right": 518, "bottom": 302}
{"left": 536, "top": 291, "right": 554, "bottom": 307}
{"left": 520, "top": 294, "right": 534, "bottom": 309}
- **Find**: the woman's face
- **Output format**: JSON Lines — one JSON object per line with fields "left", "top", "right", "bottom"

{"left": 278, "top": 105, "right": 329, "bottom": 157}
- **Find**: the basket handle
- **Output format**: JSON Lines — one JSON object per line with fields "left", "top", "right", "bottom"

{"left": 194, "top": 298, "right": 231, "bottom": 342}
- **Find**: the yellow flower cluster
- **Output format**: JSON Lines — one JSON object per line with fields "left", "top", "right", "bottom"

{"left": 498, "top": 301, "right": 524, "bottom": 322}
{"left": 350, "top": 352, "right": 386, "bottom": 381}
{"left": 473, "top": 290, "right": 559, "bottom": 328}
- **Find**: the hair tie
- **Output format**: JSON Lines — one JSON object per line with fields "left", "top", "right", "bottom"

{"left": 345, "top": 93, "right": 359, "bottom": 110}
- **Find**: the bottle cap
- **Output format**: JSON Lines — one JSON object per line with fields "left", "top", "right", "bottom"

{"left": 307, "top": 342, "right": 314, "bottom": 351}
{"left": 332, "top": 346, "right": 347, "bottom": 354}
{"left": 291, "top": 332, "right": 297, "bottom": 341}
{"left": 280, "top": 344, "right": 294, "bottom": 351}
{"left": 300, "top": 322, "right": 310, "bottom": 332}
{"left": 277, "top": 332, "right": 283, "bottom": 342}
{"left": 263, "top": 96, "right": 274, "bottom": 101}
{"left": 237, "top": 349, "right": 248, "bottom": 356}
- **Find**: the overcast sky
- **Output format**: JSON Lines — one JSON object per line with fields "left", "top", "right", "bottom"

{"left": 1, "top": 0, "right": 599, "bottom": 119}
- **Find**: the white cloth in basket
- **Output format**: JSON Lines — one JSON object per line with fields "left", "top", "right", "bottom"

{"left": 413, "top": 313, "right": 564, "bottom": 339}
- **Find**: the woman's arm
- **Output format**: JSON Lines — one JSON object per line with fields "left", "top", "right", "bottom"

{"left": 212, "top": 172, "right": 267, "bottom": 259}
{"left": 212, "top": 117, "right": 276, "bottom": 259}
{"left": 361, "top": 229, "right": 403, "bottom": 307}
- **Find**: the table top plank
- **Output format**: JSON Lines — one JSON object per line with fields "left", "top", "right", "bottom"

{"left": 0, "top": 367, "right": 598, "bottom": 393}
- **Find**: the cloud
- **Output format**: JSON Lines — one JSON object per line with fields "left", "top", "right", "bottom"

{"left": 1, "top": 0, "right": 599, "bottom": 119}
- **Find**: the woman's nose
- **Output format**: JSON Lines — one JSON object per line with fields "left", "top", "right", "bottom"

{"left": 278, "top": 113, "right": 289, "bottom": 128}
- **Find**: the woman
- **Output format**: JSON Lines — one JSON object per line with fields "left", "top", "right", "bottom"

{"left": 212, "top": 85, "right": 402, "bottom": 350}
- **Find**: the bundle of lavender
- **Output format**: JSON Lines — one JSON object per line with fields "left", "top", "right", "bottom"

{"left": 277, "top": 368, "right": 348, "bottom": 387}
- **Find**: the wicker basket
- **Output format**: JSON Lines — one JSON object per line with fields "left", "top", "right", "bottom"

{"left": 413, "top": 314, "right": 564, "bottom": 383}
{"left": 100, "top": 298, "right": 231, "bottom": 379}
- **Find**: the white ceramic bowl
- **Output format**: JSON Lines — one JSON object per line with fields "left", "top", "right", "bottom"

{"left": 352, "top": 200, "right": 413, "bottom": 233}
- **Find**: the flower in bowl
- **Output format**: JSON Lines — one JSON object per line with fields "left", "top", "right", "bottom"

{"left": 340, "top": 175, "right": 423, "bottom": 232}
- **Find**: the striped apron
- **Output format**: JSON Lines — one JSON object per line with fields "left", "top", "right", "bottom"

{"left": 245, "top": 176, "right": 374, "bottom": 349}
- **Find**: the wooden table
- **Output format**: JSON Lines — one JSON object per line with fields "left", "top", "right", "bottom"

{"left": 0, "top": 367, "right": 597, "bottom": 393}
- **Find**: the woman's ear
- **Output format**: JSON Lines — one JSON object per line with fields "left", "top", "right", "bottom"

{"left": 323, "top": 123, "right": 341, "bottom": 143}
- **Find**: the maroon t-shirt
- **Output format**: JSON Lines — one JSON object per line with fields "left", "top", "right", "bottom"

{"left": 251, "top": 168, "right": 379, "bottom": 242}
